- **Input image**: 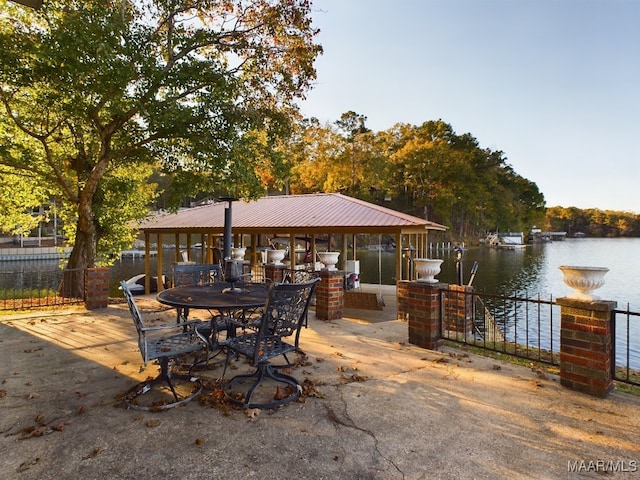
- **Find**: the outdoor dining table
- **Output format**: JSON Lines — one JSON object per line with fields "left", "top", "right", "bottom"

{"left": 156, "top": 281, "right": 271, "bottom": 326}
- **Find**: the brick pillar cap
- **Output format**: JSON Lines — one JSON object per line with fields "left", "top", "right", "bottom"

{"left": 556, "top": 297, "right": 617, "bottom": 310}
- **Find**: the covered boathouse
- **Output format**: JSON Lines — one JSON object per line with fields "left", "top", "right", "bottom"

{"left": 136, "top": 193, "right": 447, "bottom": 294}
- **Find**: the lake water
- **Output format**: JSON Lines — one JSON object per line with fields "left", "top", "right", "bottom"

{"left": 111, "top": 238, "right": 640, "bottom": 310}
{"left": 430, "top": 237, "right": 640, "bottom": 311}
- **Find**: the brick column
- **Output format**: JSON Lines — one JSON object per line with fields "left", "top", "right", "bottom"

{"left": 443, "top": 284, "right": 474, "bottom": 338}
{"left": 264, "top": 264, "right": 286, "bottom": 283}
{"left": 398, "top": 280, "right": 447, "bottom": 350}
{"left": 315, "top": 270, "right": 344, "bottom": 320}
{"left": 557, "top": 297, "right": 617, "bottom": 398}
{"left": 85, "top": 267, "right": 109, "bottom": 310}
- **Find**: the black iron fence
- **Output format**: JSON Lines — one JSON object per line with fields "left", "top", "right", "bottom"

{"left": 613, "top": 306, "right": 640, "bottom": 386}
{"left": 0, "top": 265, "right": 84, "bottom": 310}
{"left": 440, "top": 288, "right": 640, "bottom": 387}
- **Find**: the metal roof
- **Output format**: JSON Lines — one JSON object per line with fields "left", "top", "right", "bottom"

{"left": 139, "top": 193, "right": 446, "bottom": 235}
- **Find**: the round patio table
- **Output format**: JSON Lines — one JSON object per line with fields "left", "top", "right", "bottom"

{"left": 157, "top": 282, "right": 271, "bottom": 318}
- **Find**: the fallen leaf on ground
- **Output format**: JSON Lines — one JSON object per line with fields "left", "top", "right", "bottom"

{"left": 83, "top": 447, "right": 103, "bottom": 459}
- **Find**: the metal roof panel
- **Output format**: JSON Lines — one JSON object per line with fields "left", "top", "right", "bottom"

{"left": 139, "top": 193, "right": 446, "bottom": 232}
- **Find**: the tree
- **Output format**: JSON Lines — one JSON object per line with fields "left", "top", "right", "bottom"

{"left": 334, "top": 111, "right": 370, "bottom": 196}
{"left": 0, "top": 168, "right": 51, "bottom": 237}
{"left": 0, "top": 0, "right": 321, "bottom": 296}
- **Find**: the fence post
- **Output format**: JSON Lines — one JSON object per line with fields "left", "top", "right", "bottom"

{"left": 85, "top": 267, "right": 109, "bottom": 310}
{"left": 398, "top": 280, "right": 447, "bottom": 350}
{"left": 557, "top": 297, "right": 617, "bottom": 397}
{"left": 315, "top": 269, "right": 344, "bottom": 321}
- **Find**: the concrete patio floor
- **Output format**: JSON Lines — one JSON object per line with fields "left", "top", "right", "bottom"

{"left": 1, "top": 286, "right": 640, "bottom": 479}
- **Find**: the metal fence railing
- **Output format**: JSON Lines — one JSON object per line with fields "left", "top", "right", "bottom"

{"left": 0, "top": 265, "right": 84, "bottom": 311}
{"left": 440, "top": 288, "right": 640, "bottom": 387}
{"left": 613, "top": 306, "right": 640, "bottom": 386}
{"left": 440, "top": 289, "right": 561, "bottom": 366}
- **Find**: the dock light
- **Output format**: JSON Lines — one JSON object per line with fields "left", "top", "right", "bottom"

{"left": 402, "top": 245, "right": 416, "bottom": 280}
{"left": 454, "top": 245, "right": 465, "bottom": 285}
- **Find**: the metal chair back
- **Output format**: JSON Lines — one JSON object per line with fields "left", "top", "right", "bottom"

{"left": 173, "top": 264, "right": 222, "bottom": 287}
{"left": 255, "top": 278, "right": 320, "bottom": 361}
{"left": 121, "top": 279, "right": 150, "bottom": 363}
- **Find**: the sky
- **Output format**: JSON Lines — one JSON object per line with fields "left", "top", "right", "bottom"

{"left": 297, "top": 0, "right": 640, "bottom": 213}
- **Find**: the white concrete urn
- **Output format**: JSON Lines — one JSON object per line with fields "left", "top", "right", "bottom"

{"left": 559, "top": 265, "right": 609, "bottom": 301}
{"left": 317, "top": 251, "right": 340, "bottom": 271}
{"left": 231, "top": 247, "right": 246, "bottom": 260}
{"left": 413, "top": 258, "right": 443, "bottom": 283}
{"left": 267, "top": 249, "right": 286, "bottom": 265}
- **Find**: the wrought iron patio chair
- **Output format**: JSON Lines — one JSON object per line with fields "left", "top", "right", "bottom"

{"left": 283, "top": 268, "right": 319, "bottom": 327}
{"left": 120, "top": 280, "right": 205, "bottom": 411}
{"left": 171, "top": 263, "right": 228, "bottom": 366}
{"left": 221, "top": 278, "right": 320, "bottom": 409}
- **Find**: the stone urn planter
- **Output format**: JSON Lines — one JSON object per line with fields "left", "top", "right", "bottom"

{"left": 317, "top": 251, "right": 340, "bottom": 271}
{"left": 231, "top": 247, "right": 246, "bottom": 260}
{"left": 267, "top": 249, "right": 286, "bottom": 265}
{"left": 559, "top": 265, "right": 609, "bottom": 301}
{"left": 413, "top": 258, "right": 443, "bottom": 283}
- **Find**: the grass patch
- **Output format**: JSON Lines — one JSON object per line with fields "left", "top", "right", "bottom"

{"left": 445, "top": 340, "right": 640, "bottom": 396}
{"left": 1, "top": 288, "right": 57, "bottom": 300}
{"left": 444, "top": 339, "right": 560, "bottom": 374}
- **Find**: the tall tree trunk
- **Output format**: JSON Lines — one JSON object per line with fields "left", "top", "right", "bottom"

{"left": 61, "top": 198, "right": 97, "bottom": 299}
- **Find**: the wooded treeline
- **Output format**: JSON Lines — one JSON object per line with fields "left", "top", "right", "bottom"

{"left": 545, "top": 206, "right": 640, "bottom": 238}
{"left": 274, "top": 113, "right": 547, "bottom": 240}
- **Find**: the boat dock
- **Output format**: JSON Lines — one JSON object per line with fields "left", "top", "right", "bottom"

{"left": 119, "top": 249, "right": 158, "bottom": 259}
{"left": 0, "top": 246, "right": 72, "bottom": 261}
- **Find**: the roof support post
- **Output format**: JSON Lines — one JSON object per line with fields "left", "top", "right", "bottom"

{"left": 289, "top": 233, "right": 296, "bottom": 270}
{"left": 144, "top": 232, "right": 151, "bottom": 294}
{"left": 395, "top": 233, "right": 402, "bottom": 281}
{"left": 156, "top": 233, "right": 164, "bottom": 292}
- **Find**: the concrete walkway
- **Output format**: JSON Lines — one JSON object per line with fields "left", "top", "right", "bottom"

{"left": 1, "top": 292, "right": 639, "bottom": 479}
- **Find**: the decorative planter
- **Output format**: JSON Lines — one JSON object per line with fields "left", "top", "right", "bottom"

{"left": 231, "top": 247, "right": 246, "bottom": 260}
{"left": 267, "top": 249, "right": 286, "bottom": 265}
{"left": 559, "top": 265, "right": 609, "bottom": 301}
{"left": 413, "top": 258, "right": 443, "bottom": 283}
{"left": 317, "top": 251, "right": 340, "bottom": 271}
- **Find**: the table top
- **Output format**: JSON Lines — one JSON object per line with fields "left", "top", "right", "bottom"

{"left": 156, "top": 282, "right": 271, "bottom": 311}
